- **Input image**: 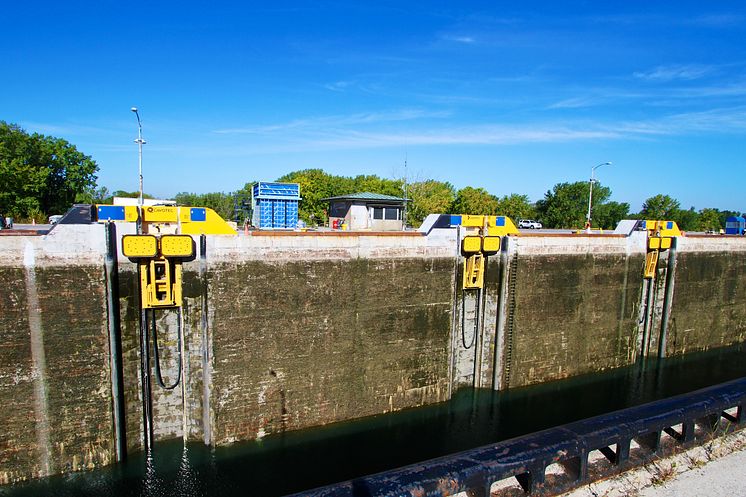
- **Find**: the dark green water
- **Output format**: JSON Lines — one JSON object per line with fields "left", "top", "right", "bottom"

{"left": 2, "top": 344, "right": 745, "bottom": 497}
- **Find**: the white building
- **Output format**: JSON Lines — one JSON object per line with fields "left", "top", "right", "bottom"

{"left": 324, "top": 192, "right": 409, "bottom": 231}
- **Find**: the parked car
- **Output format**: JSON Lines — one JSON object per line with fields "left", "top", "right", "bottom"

{"left": 48, "top": 215, "right": 63, "bottom": 225}
{"left": 518, "top": 219, "right": 543, "bottom": 229}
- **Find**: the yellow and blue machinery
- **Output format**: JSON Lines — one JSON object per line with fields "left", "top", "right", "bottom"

{"left": 448, "top": 215, "right": 519, "bottom": 289}
{"left": 95, "top": 204, "right": 236, "bottom": 235}
{"left": 641, "top": 220, "right": 682, "bottom": 279}
{"left": 121, "top": 234, "right": 194, "bottom": 308}
{"left": 96, "top": 203, "right": 233, "bottom": 308}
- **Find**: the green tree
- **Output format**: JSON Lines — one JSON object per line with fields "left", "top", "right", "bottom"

{"left": 351, "top": 174, "right": 403, "bottom": 197}
{"left": 174, "top": 191, "right": 235, "bottom": 220}
{"left": 536, "top": 181, "right": 611, "bottom": 229}
{"left": 276, "top": 169, "right": 346, "bottom": 224}
{"left": 673, "top": 207, "right": 699, "bottom": 231}
{"left": 592, "top": 201, "right": 630, "bottom": 230}
{"left": 406, "top": 180, "right": 456, "bottom": 227}
{"left": 640, "top": 194, "right": 681, "bottom": 220}
{"left": 495, "top": 193, "right": 536, "bottom": 221}
{"left": 697, "top": 208, "right": 722, "bottom": 232}
{"left": 0, "top": 122, "right": 99, "bottom": 218}
{"left": 450, "top": 187, "right": 499, "bottom": 215}
{"left": 275, "top": 169, "right": 406, "bottom": 224}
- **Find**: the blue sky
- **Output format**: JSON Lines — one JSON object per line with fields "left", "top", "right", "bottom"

{"left": 2, "top": 1, "right": 745, "bottom": 212}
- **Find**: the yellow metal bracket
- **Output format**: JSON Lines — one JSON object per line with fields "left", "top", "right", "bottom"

{"left": 642, "top": 220, "right": 680, "bottom": 279}
{"left": 122, "top": 234, "right": 195, "bottom": 308}
{"left": 463, "top": 253, "right": 485, "bottom": 289}
{"left": 450, "top": 215, "right": 518, "bottom": 289}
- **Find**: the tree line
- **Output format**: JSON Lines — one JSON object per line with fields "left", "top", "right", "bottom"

{"left": 1, "top": 122, "right": 742, "bottom": 230}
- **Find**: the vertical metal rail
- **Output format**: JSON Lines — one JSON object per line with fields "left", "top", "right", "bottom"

{"left": 492, "top": 236, "right": 511, "bottom": 390}
{"left": 641, "top": 277, "right": 655, "bottom": 357}
{"left": 199, "top": 234, "right": 213, "bottom": 445}
{"left": 139, "top": 297, "right": 154, "bottom": 451}
{"left": 447, "top": 227, "right": 463, "bottom": 399}
{"left": 502, "top": 252, "right": 519, "bottom": 389}
{"left": 658, "top": 237, "right": 678, "bottom": 358}
{"left": 104, "top": 222, "right": 127, "bottom": 460}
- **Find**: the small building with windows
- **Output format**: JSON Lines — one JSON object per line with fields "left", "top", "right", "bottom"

{"left": 323, "top": 192, "right": 409, "bottom": 231}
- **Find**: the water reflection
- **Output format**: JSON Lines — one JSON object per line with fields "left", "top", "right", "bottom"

{"left": 2, "top": 344, "right": 744, "bottom": 497}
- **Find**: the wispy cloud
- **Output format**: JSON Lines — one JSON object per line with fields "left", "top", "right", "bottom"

{"left": 18, "top": 121, "right": 117, "bottom": 137}
{"left": 213, "top": 109, "right": 450, "bottom": 135}
{"left": 304, "top": 126, "right": 618, "bottom": 149}
{"left": 324, "top": 80, "right": 354, "bottom": 92}
{"left": 547, "top": 96, "right": 606, "bottom": 109}
{"left": 634, "top": 64, "right": 714, "bottom": 82}
{"left": 262, "top": 106, "right": 746, "bottom": 150}
{"left": 616, "top": 106, "right": 746, "bottom": 135}
{"left": 585, "top": 13, "right": 744, "bottom": 28}
{"left": 684, "top": 14, "right": 745, "bottom": 28}
{"left": 441, "top": 34, "right": 476, "bottom": 44}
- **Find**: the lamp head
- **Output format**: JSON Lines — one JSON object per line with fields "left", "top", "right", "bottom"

{"left": 131, "top": 107, "right": 138, "bottom": 113}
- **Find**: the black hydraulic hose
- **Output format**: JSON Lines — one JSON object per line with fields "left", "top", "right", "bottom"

{"left": 150, "top": 308, "right": 183, "bottom": 390}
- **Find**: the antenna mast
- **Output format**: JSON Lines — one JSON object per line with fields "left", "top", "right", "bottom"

{"left": 403, "top": 151, "right": 408, "bottom": 230}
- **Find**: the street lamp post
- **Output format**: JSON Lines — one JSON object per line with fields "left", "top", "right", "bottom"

{"left": 586, "top": 162, "right": 612, "bottom": 231}
{"left": 131, "top": 107, "right": 146, "bottom": 233}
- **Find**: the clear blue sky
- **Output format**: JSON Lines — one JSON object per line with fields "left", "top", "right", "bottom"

{"left": 2, "top": 1, "right": 745, "bottom": 212}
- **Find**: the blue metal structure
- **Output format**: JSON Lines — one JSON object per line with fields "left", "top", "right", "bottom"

{"left": 251, "top": 182, "right": 301, "bottom": 229}
{"left": 725, "top": 216, "right": 745, "bottom": 235}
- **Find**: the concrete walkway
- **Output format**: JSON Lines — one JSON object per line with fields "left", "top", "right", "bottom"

{"left": 638, "top": 449, "right": 746, "bottom": 496}
{"left": 561, "top": 429, "right": 746, "bottom": 497}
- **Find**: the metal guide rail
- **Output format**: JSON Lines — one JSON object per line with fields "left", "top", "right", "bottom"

{"left": 289, "top": 377, "right": 746, "bottom": 497}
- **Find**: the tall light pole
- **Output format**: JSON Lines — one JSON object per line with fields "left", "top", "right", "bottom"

{"left": 131, "top": 107, "right": 146, "bottom": 209}
{"left": 586, "top": 161, "right": 611, "bottom": 231}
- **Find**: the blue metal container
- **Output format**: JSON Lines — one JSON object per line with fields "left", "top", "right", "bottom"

{"left": 251, "top": 182, "right": 301, "bottom": 229}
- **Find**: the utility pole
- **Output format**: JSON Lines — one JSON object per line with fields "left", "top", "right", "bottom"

{"left": 586, "top": 162, "right": 611, "bottom": 232}
{"left": 131, "top": 107, "right": 146, "bottom": 233}
{"left": 403, "top": 152, "right": 408, "bottom": 230}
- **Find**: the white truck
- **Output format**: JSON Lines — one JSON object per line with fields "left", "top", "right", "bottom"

{"left": 518, "top": 219, "right": 543, "bottom": 229}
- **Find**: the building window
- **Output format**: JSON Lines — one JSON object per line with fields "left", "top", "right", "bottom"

{"left": 384, "top": 207, "right": 399, "bottom": 220}
{"left": 330, "top": 202, "right": 348, "bottom": 218}
{"left": 372, "top": 207, "right": 384, "bottom": 220}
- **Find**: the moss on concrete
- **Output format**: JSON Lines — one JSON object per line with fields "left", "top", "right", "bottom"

{"left": 207, "top": 257, "right": 454, "bottom": 444}
{"left": 506, "top": 253, "right": 644, "bottom": 388}
{"left": 667, "top": 252, "right": 746, "bottom": 355}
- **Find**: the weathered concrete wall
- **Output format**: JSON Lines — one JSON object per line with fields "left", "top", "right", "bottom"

{"left": 203, "top": 232, "right": 456, "bottom": 444}
{"left": 666, "top": 237, "right": 746, "bottom": 355}
{"left": 113, "top": 230, "right": 458, "bottom": 449}
{"left": 0, "top": 227, "right": 113, "bottom": 484}
{"left": 2, "top": 224, "right": 746, "bottom": 485}
{"left": 501, "top": 234, "right": 647, "bottom": 389}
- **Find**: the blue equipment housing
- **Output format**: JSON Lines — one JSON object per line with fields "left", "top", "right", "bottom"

{"left": 251, "top": 182, "right": 301, "bottom": 229}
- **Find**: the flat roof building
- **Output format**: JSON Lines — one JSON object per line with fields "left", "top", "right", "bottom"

{"left": 323, "top": 192, "right": 409, "bottom": 231}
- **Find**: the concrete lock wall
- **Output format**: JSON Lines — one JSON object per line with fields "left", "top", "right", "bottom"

{"left": 2, "top": 224, "right": 746, "bottom": 483}
{"left": 0, "top": 226, "right": 113, "bottom": 484}
{"left": 114, "top": 229, "right": 458, "bottom": 450}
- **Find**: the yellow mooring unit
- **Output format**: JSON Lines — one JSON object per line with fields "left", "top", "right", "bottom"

{"left": 122, "top": 234, "right": 195, "bottom": 308}
{"left": 451, "top": 215, "right": 519, "bottom": 289}
{"left": 96, "top": 204, "right": 236, "bottom": 235}
{"left": 641, "top": 220, "right": 682, "bottom": 279}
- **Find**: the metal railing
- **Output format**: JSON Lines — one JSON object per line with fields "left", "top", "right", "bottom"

{"left": 289, "top": 377, "right": 745, "bottom": 497}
